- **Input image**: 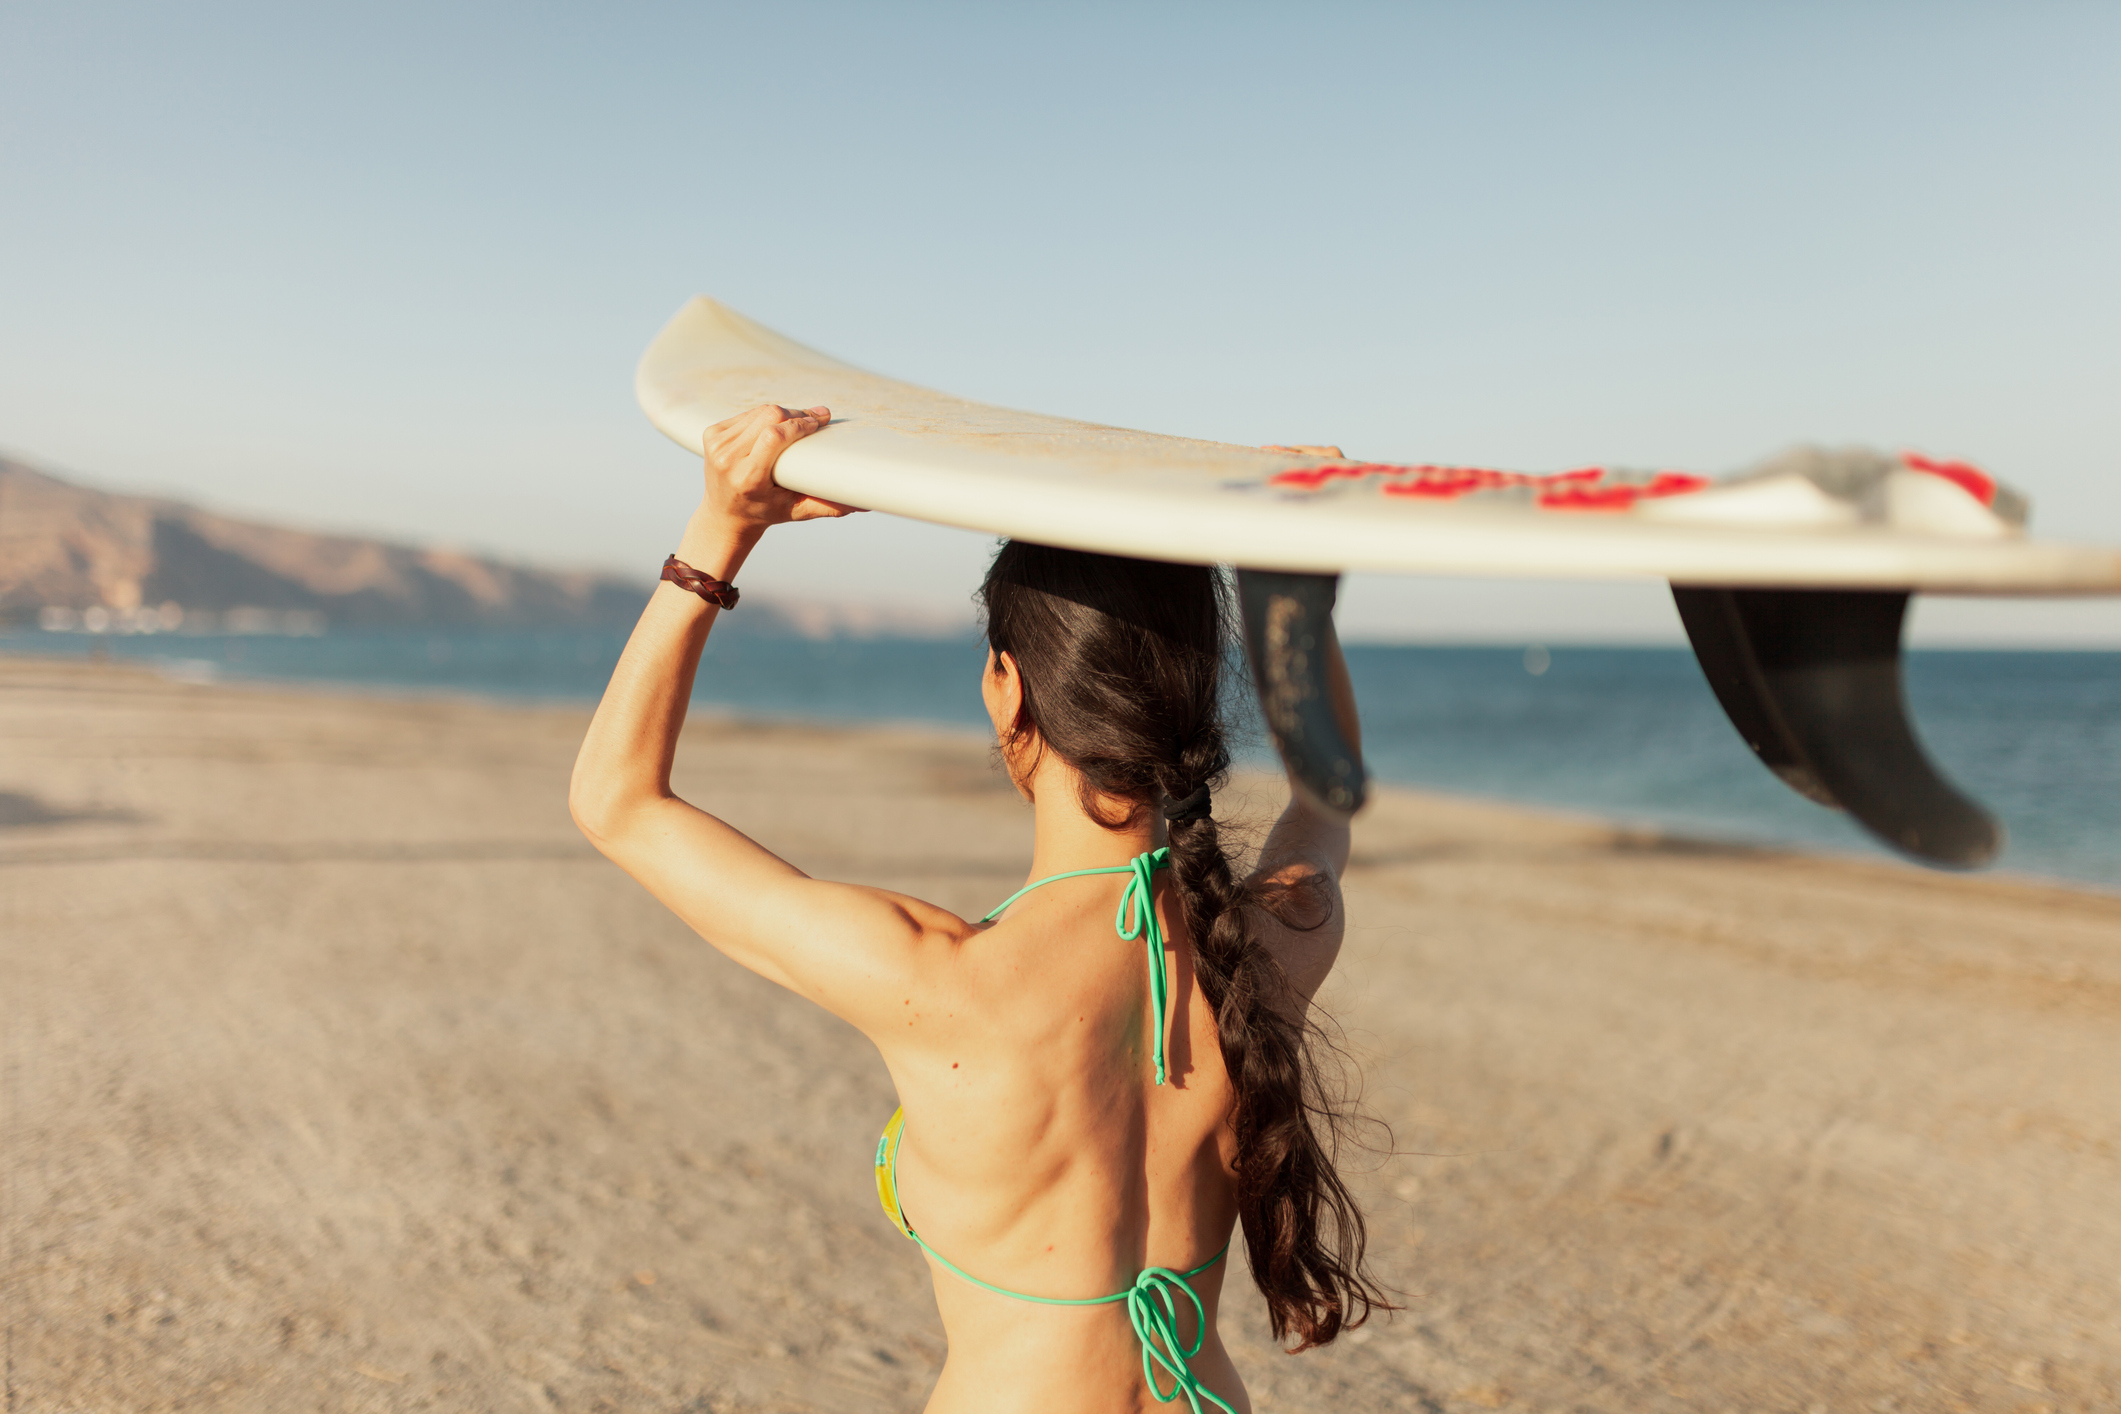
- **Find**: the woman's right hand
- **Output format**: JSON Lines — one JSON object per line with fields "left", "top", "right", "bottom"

{"left": 700, "top": 403, "right": 866, "bottom": 536}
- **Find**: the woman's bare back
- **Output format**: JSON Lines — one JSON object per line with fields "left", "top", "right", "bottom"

{"left": 876, "top": 869, "right": 1250, "bottom": 1413}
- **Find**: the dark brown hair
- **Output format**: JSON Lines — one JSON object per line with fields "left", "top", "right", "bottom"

{"left": 979, "top": 540, "right": 1390, "bottom": 1350}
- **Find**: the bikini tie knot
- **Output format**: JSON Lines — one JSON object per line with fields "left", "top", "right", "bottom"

{"left": 1125, "top": 1266, "right": 1237, "bottom": 1414}
{"left": 1112, "top": 848, "right": 1174, "bottom": 1085}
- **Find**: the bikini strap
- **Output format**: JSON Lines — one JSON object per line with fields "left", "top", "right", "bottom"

{"left": 1110, "top": 850, "right": 1175, "bottom": 1086}
{"left": 982, "top": 848, "right": 1176, "bottom": 1084}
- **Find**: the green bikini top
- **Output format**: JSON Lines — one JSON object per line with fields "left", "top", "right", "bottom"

{"left": 872, "top": 847, "right": 1237, "bottom": 1414}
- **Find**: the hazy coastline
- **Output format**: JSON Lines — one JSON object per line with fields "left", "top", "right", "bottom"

{"left": 8, "top": 625, "right": 2117, "bottom": 893}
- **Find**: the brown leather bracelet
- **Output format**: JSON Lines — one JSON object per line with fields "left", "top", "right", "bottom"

{"left": 661, "top": 554, "right": 740, "bottom": 610}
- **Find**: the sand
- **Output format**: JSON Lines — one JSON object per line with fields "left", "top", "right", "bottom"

{"left": 3, "top": 654, "right": 2117, "bottom": 1413}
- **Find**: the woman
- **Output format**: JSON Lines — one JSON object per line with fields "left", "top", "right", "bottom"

{"left": 571, "top": 403, "right": 1388, "bottom": 1413}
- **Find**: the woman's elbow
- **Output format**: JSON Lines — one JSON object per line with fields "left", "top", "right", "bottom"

{"left": 567, "top": 787, "right": 611, "bottom": 846}
{"left": 567, "top": 771, "right": 641, "bottom": 847}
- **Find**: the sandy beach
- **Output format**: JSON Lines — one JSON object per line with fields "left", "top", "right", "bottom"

{"left": 4, "top": 653, "right": 2117, "bottom": 1413}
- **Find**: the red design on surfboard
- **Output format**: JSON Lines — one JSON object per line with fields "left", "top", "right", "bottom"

{"left": 1267, "top": 462, "right": 1711, "bottom": 511}
{"left": 1901, "top": 451, "right": 1997, "bottom": 506}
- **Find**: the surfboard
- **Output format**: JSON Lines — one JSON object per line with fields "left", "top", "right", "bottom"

{"left": 638, "top": 297, "right": 2121, "bottom": 595}
{"left": 637, "top": 297, "right": 2121, "bottom": 869}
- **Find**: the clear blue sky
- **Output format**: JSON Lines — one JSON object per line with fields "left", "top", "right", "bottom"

{"left": 4, "top": 2, "right": 2117, "bottom": 643}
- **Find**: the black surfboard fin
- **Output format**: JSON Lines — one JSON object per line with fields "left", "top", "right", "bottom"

{"left": 1237, "top": 569, "right": 1367, "bottom": 817}
{"left": 1671, "top": 586, "right": 2001, "bottom": 867}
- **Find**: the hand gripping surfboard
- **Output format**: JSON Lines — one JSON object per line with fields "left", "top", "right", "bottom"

{"left": 638, "top": 297, "right": 2121, "bottom": 867}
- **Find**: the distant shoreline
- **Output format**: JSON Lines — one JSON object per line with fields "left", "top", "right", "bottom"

{"left": 9, "top": 640, "right": 2114, "bottom": 900}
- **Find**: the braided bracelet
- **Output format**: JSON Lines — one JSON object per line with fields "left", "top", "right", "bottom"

{"left": 661, "top": 554, "right": 740, "bottom": 610}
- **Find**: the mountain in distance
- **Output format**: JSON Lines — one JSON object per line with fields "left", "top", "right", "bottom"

{"left": 0, "top": 455, "right": 967, "bottom": 639}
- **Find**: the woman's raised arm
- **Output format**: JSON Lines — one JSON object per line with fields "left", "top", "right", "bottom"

{"left": 1248, "top": 443, "right": 1359, "bottom": 1003}
{"left": 1246, "top": 617, "right": 1358, "bottom": 1003}
{"left": 568, "top": 405, "right": 969, "bottom": 1021}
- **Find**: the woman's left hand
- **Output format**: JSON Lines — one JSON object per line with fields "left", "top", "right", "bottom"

{"left": 702, "top": 403, "right": 866, "bottom": 534}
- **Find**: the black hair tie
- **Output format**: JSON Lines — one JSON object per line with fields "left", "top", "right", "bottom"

{"left": 1161, "top": 784, "right": 1212, "bottom": 824}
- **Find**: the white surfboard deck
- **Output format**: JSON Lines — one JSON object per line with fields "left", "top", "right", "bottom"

{"left": 637, "top": 298, "right": 2121, "bottom": 594}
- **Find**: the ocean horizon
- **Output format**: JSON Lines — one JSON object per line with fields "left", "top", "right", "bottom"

{"left": 8, "top": 626, "right": 2117, "bottom": 892}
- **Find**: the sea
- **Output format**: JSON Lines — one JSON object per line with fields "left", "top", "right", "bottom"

{"left": 7, "top": 626, "right": 2118, "bottom": 892}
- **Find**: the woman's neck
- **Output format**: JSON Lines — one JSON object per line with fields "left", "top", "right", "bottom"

{"left": 1022, "top": 756, "right": 1163, "bottom": 881}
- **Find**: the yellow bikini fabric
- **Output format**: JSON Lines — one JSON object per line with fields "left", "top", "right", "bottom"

{"left": 874, "top": 1106, "right": 911, "bottom": 1238}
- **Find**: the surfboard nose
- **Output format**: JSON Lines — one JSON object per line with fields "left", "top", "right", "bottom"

{"left": 1673, "top": 586, "right": 2003, "bottom": 868}
{"left": 1237, "top": 569, "right": 1368, "bottom": 817}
